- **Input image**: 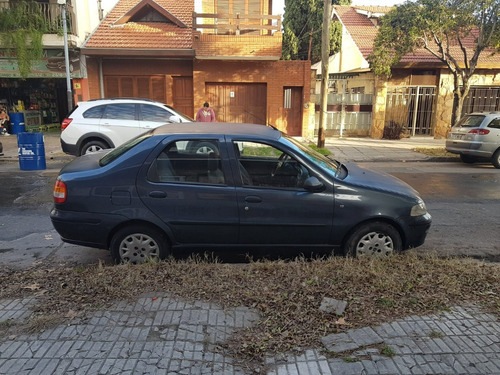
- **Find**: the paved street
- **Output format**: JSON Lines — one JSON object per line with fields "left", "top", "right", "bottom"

{"left": 0, "top": 132, "right": 499, "bottom": 374}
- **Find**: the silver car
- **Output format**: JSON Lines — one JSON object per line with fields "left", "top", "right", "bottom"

{"left": 446, "top": 112, "right": 500, "bottom": 168}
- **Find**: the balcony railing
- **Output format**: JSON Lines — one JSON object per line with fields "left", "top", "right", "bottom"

{"left": 0, "top": 1, "right": 75, "bottom": 35}
{"left": 193, "top": 12, "right": 281, "bottom": 36}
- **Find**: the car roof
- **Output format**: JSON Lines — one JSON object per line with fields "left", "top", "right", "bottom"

{"left": 152, "top": 122, "right": 282, "bottom": 139}
{"left": 467, "top": 112, "right": 500, "bottom": 116}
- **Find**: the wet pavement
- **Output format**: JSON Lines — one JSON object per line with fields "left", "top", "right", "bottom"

{"left": 1, "top": 132, "right": 499, "bottom": 374}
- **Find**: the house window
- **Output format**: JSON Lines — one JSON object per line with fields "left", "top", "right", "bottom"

{"left": 284, "top": 88, "right": 292, "bottom": 109}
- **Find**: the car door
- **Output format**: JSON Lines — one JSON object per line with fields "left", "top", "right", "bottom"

{"left": 137, "top": 136, "right": 239, "bottom": 245}
{"left": 100, "top": 103, "right": 140, "bottom": 146}
{"left": 229, "top": 139, "right": 334, "bottom": 245}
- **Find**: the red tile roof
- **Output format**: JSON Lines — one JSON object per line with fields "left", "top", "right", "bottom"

{"left": 333, "top": 5, "right": 500, "bottom": 66}
{"left": 84, "top": 0, "right": 194, "bottom": 51}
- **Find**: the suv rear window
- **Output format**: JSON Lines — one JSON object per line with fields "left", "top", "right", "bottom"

{"left": 457, "top": 115, "right": 484, "bottom": 128}
{"left": 83, "top": 105, "right": 105, "bottom": 119}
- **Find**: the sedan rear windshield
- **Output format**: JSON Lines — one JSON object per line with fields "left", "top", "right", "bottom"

{"left": 457, "top": 115, "right": 485, "bottom": 127}
{"left": 99, "top": 133, "right": 151, "bottom": 166}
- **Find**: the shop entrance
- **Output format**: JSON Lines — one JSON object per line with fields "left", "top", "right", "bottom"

{"left": 0, "top": 78, "right": 68, "bottom": 131}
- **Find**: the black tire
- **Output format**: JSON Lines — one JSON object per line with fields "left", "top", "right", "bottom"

{"left": 492, "top": 149, "right": 500, "bottom": 169}
{"left": 110, "top": 225, "right": 169, "bottom": 264}
{"left": 80, "top": 140, "right": 108, "bottom": 156}
{"left": 344, "top": 221, "right": 402, "bottom": 258}
{"left": 460, "top": 154, "right": 477, "bottom": 164}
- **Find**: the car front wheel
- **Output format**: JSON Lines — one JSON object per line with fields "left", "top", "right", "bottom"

{"left": 110, "top": 225, "right": 169, "bottom": 264}
{"left": 344, "top": 221, "right": 402, "bottom": 258}
{"left": 80, "top": 140, "right": 108, "bottom": 156}
{"left": 492, "top": 149, "right": 500, "bottom": 169}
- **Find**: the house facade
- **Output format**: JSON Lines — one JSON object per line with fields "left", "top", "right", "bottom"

{"left": 80, "top": 0, "right": 312, "bottom": 137}
{"left": 0, "top": 0, "right": 116, "bottom": 130}
{"left": 312, "top": 5, "right": 500, "bottom": 139}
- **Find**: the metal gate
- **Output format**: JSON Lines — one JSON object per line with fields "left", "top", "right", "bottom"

{"left": 461, "top": 86, "right": 500, "bottom": 115}
{"left": 386, "top": 86, "right": 436, "bottom": 136}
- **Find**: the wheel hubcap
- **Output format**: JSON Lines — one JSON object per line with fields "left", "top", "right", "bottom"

{"left": 356, "top": 231, "right": 394, "bottom": 257}
{"left": 119, "top": 233, "right": 160, "bottom": 264}
{"left": 85, "top": 145, "right": 102, "bottom": 154}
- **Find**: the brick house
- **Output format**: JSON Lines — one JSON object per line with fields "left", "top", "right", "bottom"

{"left": 79, "top": 0, "right": 312, "bottom": 137}
{"left": 312, "top": 5, "right": 500, "bottom": 139}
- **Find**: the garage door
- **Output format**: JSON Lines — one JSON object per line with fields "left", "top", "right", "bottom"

{"left": 206, "top": 83, "right": 266, "bottom": 124}
{"left": 105, "top": 76, "right": 166, "bottom": 103}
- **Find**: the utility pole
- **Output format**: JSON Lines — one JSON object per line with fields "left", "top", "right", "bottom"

{"left": 317, "top": 0, "right": 331, "bottom": 148}
{"left": 58, "top": 0, "right": 73, "bottom": 113}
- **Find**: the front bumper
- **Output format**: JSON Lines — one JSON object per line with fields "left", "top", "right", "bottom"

{"left": 404, "top": 213, "right": 432, "bottom": 249}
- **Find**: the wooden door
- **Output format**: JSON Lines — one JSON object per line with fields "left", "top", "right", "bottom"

{"left": 206, "top": 83, "right": 266, "bottom": 124}
{"left": 172, "top": 77, "right": 194, "bottom": 118}
{"left": 283, "top": 87, "right": 302, "bottom": 136}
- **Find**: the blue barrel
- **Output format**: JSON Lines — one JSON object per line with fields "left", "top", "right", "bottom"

{"left": 9, "top": 113, "right": 25, "bottom": 134}
{"left": 17, "top": 132, "right": 46, "bottom": 170}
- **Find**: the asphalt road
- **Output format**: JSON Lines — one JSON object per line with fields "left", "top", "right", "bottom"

{"left": 0, "top": 159, "right": 499, "bottom": 270}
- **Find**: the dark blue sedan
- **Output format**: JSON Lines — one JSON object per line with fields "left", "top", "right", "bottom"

{"left": 50, "top": 123, "right": 431, "bottom": 264}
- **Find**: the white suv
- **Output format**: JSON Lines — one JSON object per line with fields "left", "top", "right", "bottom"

{"left": 60, "top": 98, "right": 192, "bottom": 156}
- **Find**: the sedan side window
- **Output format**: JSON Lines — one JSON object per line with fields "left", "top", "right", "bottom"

{"left": 148, "top": 140, "right": 225, "bottom": 185}
{"left": 234, "top": 141, "right": 310, "bottom": 189}
{"left": 141, "top": 104, "right": 172, "bottom": 122}
{"left": 487, "top": 118, "right": 500, "bottom": 129}
{"left": 103, "top": 104, "right": 136, "bottom": 120}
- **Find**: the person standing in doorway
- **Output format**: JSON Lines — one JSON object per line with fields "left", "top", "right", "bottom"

{"left": 0, "top": 108, "right": 11, "bottom": 135}
{"left": 196, "top": 102, "right": 216, "bottom": 122}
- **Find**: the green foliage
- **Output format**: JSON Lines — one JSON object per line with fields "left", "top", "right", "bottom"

{"left": 369, "top": 0, "right": 500, "bottom": 125}
{"left": 0, "top": 1, "right": 48, "bottom": 78}
{"left": 369, "top": 0, "right": 500, "bottom": 77}
{"left": 282, "top": 0, "right": 351, "bottom": 63}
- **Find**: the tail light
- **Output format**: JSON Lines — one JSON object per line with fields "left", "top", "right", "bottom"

{"left": 53, "top": 180, "right": 67, "bottom": 204}
{"left": 468, "top": 129, "right": 490, "bottom": 135}
{"left": 61, "top": 118, "right": 72, "bottom": 130}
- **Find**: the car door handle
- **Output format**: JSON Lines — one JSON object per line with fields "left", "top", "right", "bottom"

{"left": 149, "top": 191, "right": 167, "bottom": 198}
{"left": 245, "top": 195, "right": 262, "bottom": 203}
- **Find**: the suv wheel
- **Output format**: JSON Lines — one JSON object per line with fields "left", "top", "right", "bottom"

{"left": 80, "top": 140, "right": 108, "bottom": 156}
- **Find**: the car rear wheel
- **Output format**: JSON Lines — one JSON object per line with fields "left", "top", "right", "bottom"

{"left": 110, "top": 225, "right": 169, "bottom": 264}
{"left": 80, "top": 140, "right": 108, "bottom": 156}
{"left": 492, "top": 149, "right": 500, "bottom": 169}
{"left": 460, "top": 154, "right": 477, "bottom": 164}
{"left": 344, "top": 221, "right": 402, "bottom": 258}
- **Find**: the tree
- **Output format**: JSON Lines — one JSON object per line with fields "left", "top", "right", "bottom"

{"left": 282, "top": 0, "right": 351, "bottom": 63}
{"left": 369, "top": 0, "right": 500, "bottom": 126}
{"left": 0, "top": 1, "right": 48, "bottom": 79}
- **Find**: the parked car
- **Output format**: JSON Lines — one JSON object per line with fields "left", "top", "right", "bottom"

{"left": 60, "top": 98, "right": 192, "bottom": 156}
{"left": 51, "top": 123, "right": 432, "bottom": 264}
{"left": 446, "top": 112, "right": 500, "bottom": 168}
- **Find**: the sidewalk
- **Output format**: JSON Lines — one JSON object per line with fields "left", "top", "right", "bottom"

{"left": 0, "top": 131, "right": 450, "bottom": 167}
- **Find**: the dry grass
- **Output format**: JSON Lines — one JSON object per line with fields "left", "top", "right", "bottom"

{"left": 413, "top": 147, "right": 459, "bottom": 158}
{"left": 0, "top": 253, "right": 498, "bottom": 359}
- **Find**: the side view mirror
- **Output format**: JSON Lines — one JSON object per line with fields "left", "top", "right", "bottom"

{"left": 303, "top": 176, "right": 324, "bottom": 192}
{"left": 169, "top": 115, "right": 182, "bottom": 123}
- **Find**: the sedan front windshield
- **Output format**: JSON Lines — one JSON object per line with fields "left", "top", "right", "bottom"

{"left": 281, "top": 134, "right": 343, "bottom": 177}
{"left": 99, "top": 133, "right": 151, "bottom": 166}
